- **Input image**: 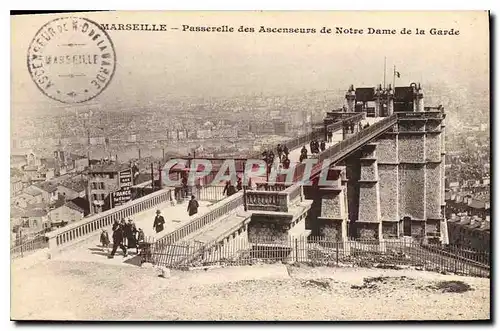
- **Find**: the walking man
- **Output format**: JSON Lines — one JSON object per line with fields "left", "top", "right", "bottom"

{"left": 187, "top": 195, "right": 199, "bottom": 217}
{"left": 283, "top": 145, "right": 289, "bottom": 159}
{"left": 153, "top": 210, "right": 165, "bottom": 234}
{"left": 108, "top": 220, "right": 127, "bottom": 258}
{"left": 276, "top": 144, "right": 283, "bottom": 162}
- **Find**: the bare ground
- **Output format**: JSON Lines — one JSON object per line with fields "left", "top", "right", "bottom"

{"left": 11, "top": 260, "right": 490, "bottom": 321}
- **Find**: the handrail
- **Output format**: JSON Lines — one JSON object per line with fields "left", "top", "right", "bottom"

{"left": 47, "top": 187, "right": 174, "bottom": 250}
{"left": 397, "top": 111, "right": 444, "bottom": 120}
{"left": 156, "top": 191, "right": 245, "bottom": 245}
{"left": 291, "top": 114, "right": 398, "bottom": 182}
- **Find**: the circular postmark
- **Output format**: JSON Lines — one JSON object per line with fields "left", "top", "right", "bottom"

{"left": 27, "top": 17, "right": 116, "bottom": 104}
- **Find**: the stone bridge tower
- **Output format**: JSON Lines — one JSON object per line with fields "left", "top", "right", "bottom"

{"left": 308, "top": 83, "right": 446, "bottom": 243}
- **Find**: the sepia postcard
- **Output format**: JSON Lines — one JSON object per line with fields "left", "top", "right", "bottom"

{"left": 10, "top": 11, "right": 490, "bottom": 321}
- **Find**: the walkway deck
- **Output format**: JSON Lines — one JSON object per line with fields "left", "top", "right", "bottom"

{"left": 49, "top": 116, "right": 385, "bottom": 267}
{"left": 51, "top": 200, "right": 213, "bottom": 266}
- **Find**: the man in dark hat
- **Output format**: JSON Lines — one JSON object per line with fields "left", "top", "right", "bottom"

{"left": 283, "top": 145, "right": 289, "bottom": 160}
{"left": 108, "top": 219, "right": 127, "bottom": 258}
{"left": 320, "top": 140, "right": 326, "bottom": 152}
{"left": 276, "top": 144, "right": 283, "bottom": 162}
{"left": 282, "top": 156, "right": 290, "bottom": 169}
{"left": 153, "top": 210, "right": 165, "bottom": 233}
{"left": 187, "top": 195, "right": 199, "bottom": 217}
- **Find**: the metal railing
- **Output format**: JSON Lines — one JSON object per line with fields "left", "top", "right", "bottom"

{"left": 248, "top": 113, "right": 366, "bottom": 159}
{"left": 145, "top": 236, "right": 490, "bottom": 277}
{"left": 291, "top": 114, "right": 398, "bottom": 182}
{"left": 155, "top": 192, "right": 245, "bottom": 246}
{"left": 194, "top": 185, "right": 226, "bottom": 202}
{"left": 47, "top": 187, "right": 174, "bottom": 252}
{"left": 11, "top": 235, "right": 49, "bottom": 259}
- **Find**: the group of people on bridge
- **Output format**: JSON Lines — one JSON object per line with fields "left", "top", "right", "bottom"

{"left": 262, "top": 144, "right": 291, "bottom": 171}
{"left": 299, "top": 139, "right": 327, "bottom": 162}
{"left": 343, "top": 121, "right": 370, "bottom": 135}
{"left": 222, "top": 176, "right": 253, "bottom": 197}
{"left": 100, "top": 218, "right": 145, "bottom": 258}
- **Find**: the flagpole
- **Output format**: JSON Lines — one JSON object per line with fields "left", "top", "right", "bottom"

{"left": 383, "top": 57, "right": 387, "bottom": 89}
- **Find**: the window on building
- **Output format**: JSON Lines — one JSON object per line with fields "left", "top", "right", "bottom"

{"left": 92, "top": 194, "right": 98, "bottom": 201}
{"left": 92, "top": 182, "right": 97, "bottom": 190}
{"left": 32, "top": 220, "right": 38, "bottom": 228}
{"left": 99, "top": 182, "right": 105, "bottom": 190}
{"left": 109, "top": 173, "right": 114, "bottom": 179}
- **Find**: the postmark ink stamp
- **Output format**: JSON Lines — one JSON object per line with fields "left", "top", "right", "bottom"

{"left": 27, "top": 17, "right": 116, "bottom": 104}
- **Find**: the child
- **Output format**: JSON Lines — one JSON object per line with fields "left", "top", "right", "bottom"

{"left": 100, "top": 229, "right": 110, "bottom": 253}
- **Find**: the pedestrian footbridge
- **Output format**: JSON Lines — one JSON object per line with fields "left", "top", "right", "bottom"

{"left": 13, "top": 112, "right": 398, "bottom": 269}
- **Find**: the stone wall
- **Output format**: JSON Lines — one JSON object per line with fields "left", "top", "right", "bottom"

{"left": 248, "top": 216, "right": 289, "bottom": 243}
{"left": 425, "top": 163, "right": 442, "bottom": 219}
{"left": 440, "top": 159, "right": 446, "bottom": 205}
{"left": 425, "top": 120, "right": 441, "bottom": 132}
{"left": 376, "top": 135, "right": 398, "bottom": 163}
{"left": 321, "top": 194, "right": 341, "bottom": 219}
{"left": 359, "top": 161, "right": 377, "bottom": 181}
{"left": 378, "top": 164, "right": 399, "bottom": 222}
{"left": 345, "top": 155, "right": 361, "bottom": 229}
{"left": 399, "top": 135, "right": 425, "bottom": 163}
{"left": 358, "top": 182, "right": 380, "bottom": 223}
{"left": 399, "top": 121, "right": 425, "bottom": 132}
{"left": 399, "top": 164, "right": 426, "bottom": 220}
{"left": 426, "top": 133, "right": 441, "bottom": 162}
{"left": 318, "top": 220, "right": 342, "bottom": 241}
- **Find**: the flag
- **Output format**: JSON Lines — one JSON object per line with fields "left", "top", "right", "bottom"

{"left": 395, "top": 70, "right": 401, "bottom": 78}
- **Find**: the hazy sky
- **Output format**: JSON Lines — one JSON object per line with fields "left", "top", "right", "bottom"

{"left": 11, "top": 11, "right": 489, "bottom": 114}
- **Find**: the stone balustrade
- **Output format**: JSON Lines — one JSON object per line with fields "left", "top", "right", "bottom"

{"left": 156, "top": 191, "right": 245, "bottom": 246}
{"left": 47, "top": 187, "right": 174, "bottom": 253}
{"left": 246, "top": 183, "right": 303, "bottom": 212}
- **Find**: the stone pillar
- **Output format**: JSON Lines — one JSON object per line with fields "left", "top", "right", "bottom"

{"left": 417, "top": 84, "right": 424, "bottom": 112}
{"left": 374, "top": 84, "right": 383, "bottom": 117}
{"left": 376, "top": 131, "right": 400, "bottom": 239}
{"left": 356, "top": 144, "right": 382, "bottom": 240}
{"left": 387, "top": 85, "right": 394, "bottom": 116}
{"left": 317, "top": 166, "right": 349, "bottom": 242}
{"left": 346, "top": 85, "right": 356, "bottom": 112}
{"left": 398, "top": 119, "right": 427, "bottom": 227}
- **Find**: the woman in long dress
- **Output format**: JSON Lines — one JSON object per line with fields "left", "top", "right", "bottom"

{"left": 124, "top": 219, "right": 138, "bottom": 254}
